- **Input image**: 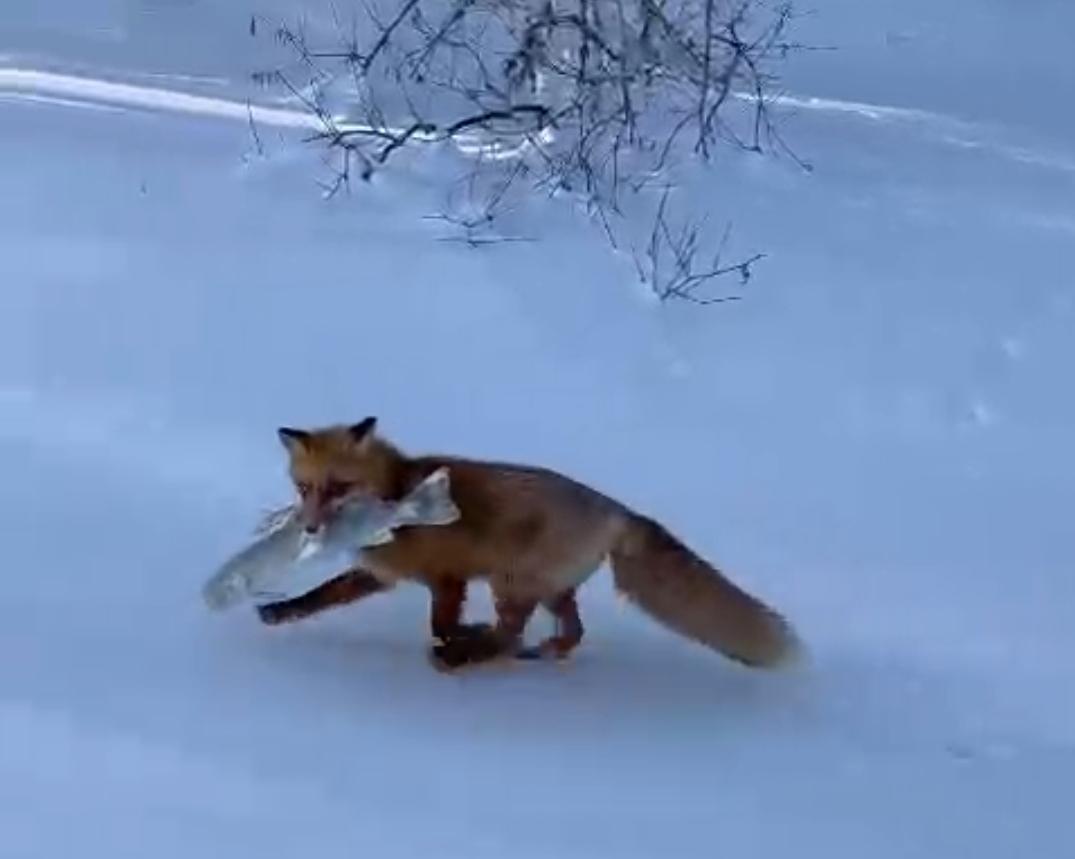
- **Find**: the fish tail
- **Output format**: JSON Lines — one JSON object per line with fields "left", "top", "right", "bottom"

{"left": 399, "top": 468, "right": 459, "bottom": 527}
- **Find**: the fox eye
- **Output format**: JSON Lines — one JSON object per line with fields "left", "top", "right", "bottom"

{"left": 323, "top": 479, "right": 351, "bottom": 500}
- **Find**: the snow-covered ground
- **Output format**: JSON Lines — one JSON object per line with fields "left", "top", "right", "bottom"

{"left": 3, "top": 2, "right": 1073, "bottom": 857}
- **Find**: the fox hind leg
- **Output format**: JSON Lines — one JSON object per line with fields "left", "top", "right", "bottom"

{"left": 516, "top": 589, "right": 584, "bottom": 661}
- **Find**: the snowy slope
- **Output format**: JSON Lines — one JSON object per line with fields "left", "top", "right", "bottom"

{"left": 3, "top": 2, "right": 1074, "bottom": 857}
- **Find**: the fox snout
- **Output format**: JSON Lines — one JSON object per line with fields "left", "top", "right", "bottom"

{"left": 297, "top": 495, "right": 332, "bottom": 534}
{"left": 297, "top": 484, "right": 359, "bottom": 533}
{"left": 296, "top": 500, "right": 328, "bottom": 533}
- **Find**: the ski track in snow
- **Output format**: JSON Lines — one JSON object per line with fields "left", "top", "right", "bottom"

{"left": 3, "top": 65, "right": 1074, "bottom": 176}
{"left": 0, "top": 67, "right": 318, "bottom": 130}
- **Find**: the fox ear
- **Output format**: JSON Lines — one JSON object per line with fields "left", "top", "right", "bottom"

{"left": 348, "top": 417, "right": 377, "bottom": 445}
{"left": 277, "top": 427, "right": 311, "bottom": 452}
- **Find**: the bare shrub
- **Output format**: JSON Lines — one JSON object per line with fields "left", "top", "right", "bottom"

{"left": 252, "top": 0, "right": 807, "bottom": 302}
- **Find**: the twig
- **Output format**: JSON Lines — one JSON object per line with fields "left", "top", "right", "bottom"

{"left": 247, "top": 101, "right": 265, "bottom": 157}
{"left": 253, "top": 0, "right": 808, "bottom": 301}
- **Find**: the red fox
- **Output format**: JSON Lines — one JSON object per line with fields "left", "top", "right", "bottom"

{"left": 258, "top": 418, "right": 800, "bottom": 671}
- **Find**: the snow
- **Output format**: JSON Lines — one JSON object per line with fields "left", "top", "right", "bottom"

{"left": 3, "top": 1, "right": 1074, "bottom": 857}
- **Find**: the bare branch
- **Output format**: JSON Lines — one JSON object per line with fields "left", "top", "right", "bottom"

{"left": 246, "top": 101, "right": 265, "bottom": 158}
{"left": 640, "top": 187, "right": 763, "bottom": 304}
{"left": 252, "top": 0, "right": 809, "bottom": 302}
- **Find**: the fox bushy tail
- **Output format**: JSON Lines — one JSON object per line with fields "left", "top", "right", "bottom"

{"left": 610, "top": 514, "right": 800, "bottom": 668}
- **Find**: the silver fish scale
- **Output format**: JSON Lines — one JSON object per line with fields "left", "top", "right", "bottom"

{"left": 202, "top": 468, "right": 459, "bottom": 611}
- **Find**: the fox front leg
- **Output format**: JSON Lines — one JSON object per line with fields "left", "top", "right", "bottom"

{"left": 430, "top": 595, "right": 537, "bottom": 671}
{"left": 257, "top": 569, "right": 391, "bottom": 625}
{"left": 429, "top": 578, "right": 493, "bottom": 645}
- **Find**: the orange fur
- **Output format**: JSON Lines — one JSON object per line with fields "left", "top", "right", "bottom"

{"left": 266, "top": 419, "right": 799, "bottom": 669}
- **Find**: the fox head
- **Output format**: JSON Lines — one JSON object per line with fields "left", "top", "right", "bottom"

{"left": 276, "top": 416, "right": 397, "bottom": 533}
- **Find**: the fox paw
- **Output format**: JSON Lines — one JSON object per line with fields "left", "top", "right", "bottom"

{"left": 515, "top": 645, "right": 555, "bottom": 661}
{"left": 515, "top": 641, "right": 573, "bottom": 661}
{"left": 428, "top": 638, "right": 475, "bottom": 671}
{"left": 257, "top": 602, "right": 301, "bottom": 626}
{"left": 451, "top": 622, "right": 494, "bottom": 641}
{"left": 428, "top": 630, "right": 510, "bottom": 672}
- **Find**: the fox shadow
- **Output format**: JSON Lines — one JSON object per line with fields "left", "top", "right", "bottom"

{"left": 243, "top": 592, "right": 815, "bottom": 743}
